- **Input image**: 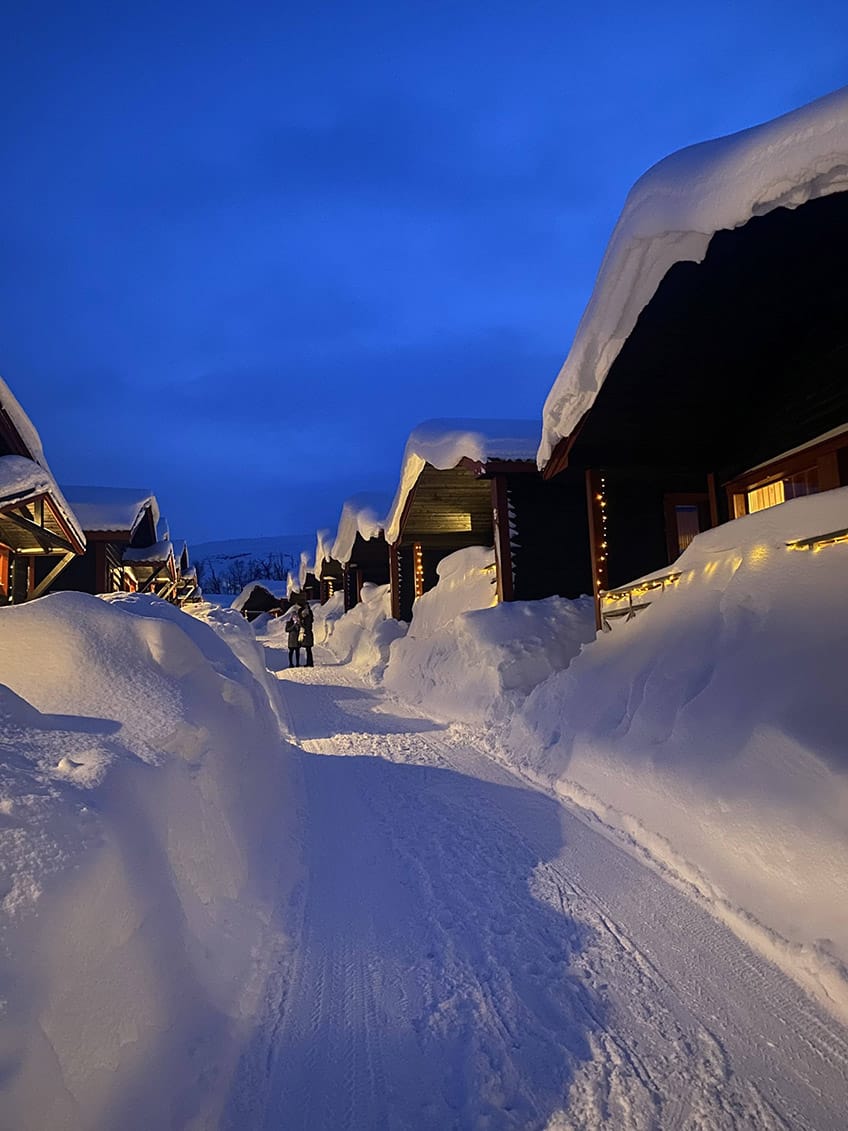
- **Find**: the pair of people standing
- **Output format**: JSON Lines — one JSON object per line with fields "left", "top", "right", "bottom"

{"left": 285, "top": 603, "right": 314, "bottom": 668}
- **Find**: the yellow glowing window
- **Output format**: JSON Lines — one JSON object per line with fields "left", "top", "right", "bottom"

{"left": 747, "top": 480, "right": 785, "bottom": 513}
{"left": 743, "top": 466, "right": 818, "bottom": 515}
{"left": 674, "top": 505, "right": 700, "bottom": 553}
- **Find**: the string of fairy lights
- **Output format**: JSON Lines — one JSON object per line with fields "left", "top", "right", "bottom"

{"left": 595, "top": 473, "right": 609, "bottom": 594}
{"left": 413, "top": 541, "right": 425, "bottom": 598}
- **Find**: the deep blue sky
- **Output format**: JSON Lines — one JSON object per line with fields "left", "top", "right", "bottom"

{"left": 1, "top": 1, "right": 846, "bottom": 544}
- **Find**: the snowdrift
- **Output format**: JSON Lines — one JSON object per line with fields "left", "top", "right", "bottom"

{"left": 509, "top": 488, "right": 848, "bottom": 1020}
{"left": 384, "top": 546, "right": 595, "bottom": 722}
{"left": 293, "top": 583, "right": 406, "bottom": 683}
{"left": 0, "top": 592, "right": 301, "bottom": 1129}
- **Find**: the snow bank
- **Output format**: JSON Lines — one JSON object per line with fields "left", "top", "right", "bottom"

{"left": 0, "top": 592, "right": 301, "bottom": 1129}
{"left": 383, "top": 546, "right": 595, "bottom": 722}
{"left": 399, "top": 544, "right": 499, "bottom": 638}
{"left": 509, "top": 488, "right": 848, "bottom": 1020}
{"left": 539, "top": 83, "right": 848, "bottom": 466}
{"left": 296, "top": 584, "right": 406, "bottom": 684}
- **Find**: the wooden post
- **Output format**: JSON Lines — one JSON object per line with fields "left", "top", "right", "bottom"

{"left": 95, "top": 542, "right": 107, "bottom": 593}
{"left": 31, "top": 552, "right": 75, "bottom": 599}
{"left": 707, "top": 472, "right": 719, "bottom": 527}
{"left": 491, "top": 474, "right": 514, "bottom": 602}
{"left": 389, "top": 542, "right": 401, "bottom": 620}
{"left": 586, "top": 468, "right": 608, "bottom": 631}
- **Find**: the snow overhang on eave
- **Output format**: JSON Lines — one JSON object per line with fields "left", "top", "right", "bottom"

{"left": 384, "top": 419, "right": 540, "bottom": 544}
{"left": 538, "top": 84, "right": 848, "bottom": 471}
{"left": 0, "top": 456, "right": 86, "bottom": 552}
{"left": 328, "top": 492, "right": 392, "bottom": 566}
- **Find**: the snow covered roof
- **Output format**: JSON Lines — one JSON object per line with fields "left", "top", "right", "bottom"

{"left": 0, "top": 381, "right": 86, "bottom": 547}
{"left": 0, "top": 456, "right": 86, "bottom": 549}
{"left": 384, "top": 419, "right": 540, "bottom": 544}
{"left": 331, "top": 492, "right": 393, "bottom": 564}
{"left": 123, "top": 539, "right": 174, "bottom": 566}
{"left": 0, "top": 377, "right": 48, "bottom": 465}
{"left": 313, "top": 527, "right": 334, "bottom": 571}
{"left": 0, "top": 454, "right": 64, "bottom": 509}
{"left": 61, "top": 485, "right": 160, "bottom": 537}
{"left": 297, "top": 548, "right": 313, "bottom": 588}
{"left": 231, "top": 578, "right": 289, "bottom": 611}
{"left": 538, "top": 84, "right": 848, "bottom": 469}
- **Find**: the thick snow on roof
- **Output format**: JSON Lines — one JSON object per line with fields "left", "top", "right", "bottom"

{"left": 61, "top": 485, "right": 159, "bottom": 536}
{"left": 330, "top": 492, "right": 393, "bottom": 564}
{"left": 0, "top": 455, "right": 61, "bottom": 508}
{"left": 538, "top": 84, "right": 848, "bottom": 468}
{"left": 0, "top": 377, "right": 47, "bottom": 465}
{"left": 0, "top": 382, "right": 86, "bottom": 547}
{"left": 231, "top": 578, "right": 289, "bottom": 611}
{"left": 123, "top": 538, "right": 174, "bottom": 565}
{"left": 313, "top": 527, "right": 334, "bottom": 571}
{"left": 0, "top": 455, "right": 85, "bottom": 548}
{"left": 384, "top": 419, "right": 540, "bottom": 544}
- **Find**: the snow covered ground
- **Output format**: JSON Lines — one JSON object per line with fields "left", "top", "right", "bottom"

{"left": 225, "top": 648, "right": 848, "bottom": 1130}
{"left": 1, "top": 483, "right": 847, "bottom": 1127}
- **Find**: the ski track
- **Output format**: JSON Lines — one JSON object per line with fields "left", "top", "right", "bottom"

{"left": 226, "top": 651, "right": 848, "bottom": 1130}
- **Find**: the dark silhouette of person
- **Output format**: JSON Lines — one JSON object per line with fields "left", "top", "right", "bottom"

{"left": 299, "top": 607, "right": 314, "bottom": 667}
{"left": 285, "top": 616, "right": 301, "bottom": 667}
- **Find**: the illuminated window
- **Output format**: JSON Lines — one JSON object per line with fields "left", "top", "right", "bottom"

{"left": 673, "top": 505, "right": 700, "bottom": 553}
{"left": 747, "top": 479, "right": 785, "bottom": 513}
{"left": 743, "top": 467, "right": 818, "bottom": 515}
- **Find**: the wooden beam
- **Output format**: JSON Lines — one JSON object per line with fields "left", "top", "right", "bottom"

{"left": 586, "top": 469, "right": 608, "bottom": 631}
{"left": 30, "top": 552, "right": 75, "bottom": 599}
{"left": 389, "top": 542, "right": 401, "bottom": 620}
{"left": 491, "top": 474, "right": 514, "bottom": 602}
{"left": 0, "top": 507, "right": 74, "bottom": 553}
{"left": 707, "top": 472, "right": 719, "bottom": 527}
{"left": 140, "top": 563, "right": 169, "bottom": 593}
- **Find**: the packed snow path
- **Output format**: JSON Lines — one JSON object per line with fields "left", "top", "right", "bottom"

{"left": 226, "top": 654, "right": 848, "bottom": 1130}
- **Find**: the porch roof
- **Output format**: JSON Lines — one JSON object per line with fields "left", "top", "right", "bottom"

{"left": 0, "top": 455, "right": 86, "bottom": 550}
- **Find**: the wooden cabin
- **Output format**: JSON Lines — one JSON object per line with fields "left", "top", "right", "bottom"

{"left": 0, "top": 382, "right": 86, "bottom": 602}
{"left": 341, "top": 530, "right": 390, "bottom": 611}
{"left": 318, "top": 557, "right": 343, "bottom": 604}
{"left": 540, "top": 96, "right": 848, "bottom": 628}
{"left": 385, "top": 422, "right": 592, "bottom": 622}
{"left": 319, "top": 494, "right": 392, "bottom": 611}
{"left": 232, "top": 580, "right": 289, "bottom": 621}
{"left": 53, "top": 486, "right": 160, "bottom": 596}
{"left": 300, "top": 571, "right": 320, "bottom": 602}
{"left": 122, "top": 539, "right": 179, "bottom": 601}
{"left": 173, "top": 542, "right": 200, "bottom": 604}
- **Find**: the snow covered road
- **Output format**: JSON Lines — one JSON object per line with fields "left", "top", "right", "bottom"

{"left": 225, "top": 656, "right": 848, "bottom": 1130}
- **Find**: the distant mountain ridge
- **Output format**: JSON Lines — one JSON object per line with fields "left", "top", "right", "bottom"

{"left": 191, "top": 533, "right": 313, "bottom": 562}
{"left": 191, "top": 534, "right": 313, "bottom": 596}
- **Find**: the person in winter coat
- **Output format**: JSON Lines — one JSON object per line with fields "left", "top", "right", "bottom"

{"left": 285, "top": 616, "right": 301, "bottom": 667}
{"left": 298, "top": 600, "right": 314, "bottom": 626}
{"left": 299, "top": 612, "right": 315, "bottom": 667}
